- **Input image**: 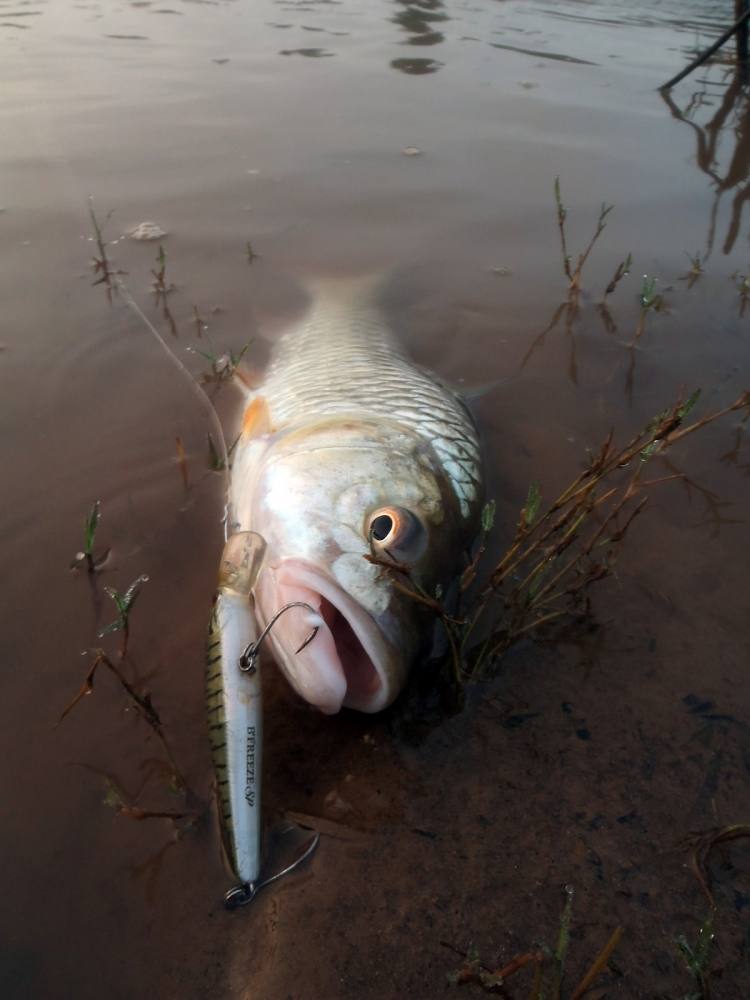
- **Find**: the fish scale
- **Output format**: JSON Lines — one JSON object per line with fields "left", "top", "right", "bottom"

{"left": 261, "top": 285, "right": 482, "bottom": 515}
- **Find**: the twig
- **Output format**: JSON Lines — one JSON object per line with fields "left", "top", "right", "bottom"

{"left": 570, "top": 926, "right": 623, "bottom": 1000}
{"left": 57, "top": 649, "right": 187, "bottom": 790}
{"left": 661, "top": 7, "right": 750, "bottom": 90}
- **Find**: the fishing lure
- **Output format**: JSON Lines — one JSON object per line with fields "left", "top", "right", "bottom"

{"left": 206, "top": 531, "right": 267, "bottom": 896}
{"left": 207, "top": 530, "right": 320, "bottom": 908}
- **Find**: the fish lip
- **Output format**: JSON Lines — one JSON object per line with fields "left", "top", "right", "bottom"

{"left": 272, "top": 558, "right": 397, "bottom": 714}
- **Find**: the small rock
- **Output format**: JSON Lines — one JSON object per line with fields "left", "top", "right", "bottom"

{"left": 323, "top": 790, "right": 353, "bottom": 819}
{"left": 401, "top": 146, "right": 422, "bottom": 156}
{"left": 518, "top": 80, "right": 539, "bottom": 90}
{"left": 129, "top": 221, "right": 167, "bottom": 241}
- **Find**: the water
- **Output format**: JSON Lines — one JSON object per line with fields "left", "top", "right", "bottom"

{"left": 2, "top": 1, "right": 750, "bottom": 996}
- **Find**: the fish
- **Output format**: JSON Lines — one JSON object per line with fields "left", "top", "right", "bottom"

{"left": 228, "top": 276, "right": 484, "bottom": 714}
{"left": 229, "top": 280, "right": 483, "bottom": 714}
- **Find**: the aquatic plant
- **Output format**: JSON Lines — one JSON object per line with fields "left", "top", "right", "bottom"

{"left": 603, "top": 251, "right": 632, "bottom": 298}
{"left": 732, "top": 270, "right": 750, "bottom": 317}
{"left": 445, "top": 885, "right": 624, "bottom": 997}
{"left": 207, "top": 430, "right": 224, "bottom": 471}
{"left": 371, "top": 388, "right": 750, "bottom": 693}
{"left": 99, "top": 573, "right": 150, "bottom": 658}
{"left": 245, "top": 240, "right": 260, "bottom": 264}
{"left": 151, "top": 244, "right": 179, "bottom": 336}
{"left": 554, "top": 176, "right": 613, "bottom": 295}
{"left": 188, "top": 333, "right": 252, "bottom": 385}
{"left": 70, "top": 499, "right": 109, "bottom": 573}
{"left": 151, "top": 244, "right": 171, "bottom": 299}
{"left": 524, "top": 179, "right": 631, "bottom": 380}
{"left": 88, "top": 197, "right": 126, "bottom": 301}
{"left": 58, "top": 648, "right": 193, "bottom": 830}
{"left": 192, "top": 304, "right": 208, "bottom": 338}
{"left": 633, "top": 274, "right": 664, "bottom": 343}
{"left": 680, "top": 252, "right": 704, "bottom": 290}
{"left": 675, "top": 913, "right": 715, "bottom": 1000}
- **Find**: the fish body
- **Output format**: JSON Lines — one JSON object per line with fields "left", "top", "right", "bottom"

{"left": 229, "top": 278, "right": 483, "bottom": 714}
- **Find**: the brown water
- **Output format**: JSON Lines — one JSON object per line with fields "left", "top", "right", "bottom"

{"left": 3, "top": 1, "right": 750, "bottom": 996}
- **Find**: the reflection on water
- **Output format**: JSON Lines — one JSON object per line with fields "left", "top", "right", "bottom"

{"left": 489, "top": 41, "right": 597, "bottom": 66}
{"left": 390, "top": 55, "right": 442, "bottom": 73}
{"left": 280, "top": 46, "right": 334, "bottom": 56}
{"left": 0, "top": 2, "right": 45, "bottom": 30}
{"left": 390, "top": 0, "right": 447, "bottom": 71}
{"left": 391, "top": 0, "right": 447, "bottom": 47}
{"left": 663, "top": 62, "right": 750, "bottom": 256}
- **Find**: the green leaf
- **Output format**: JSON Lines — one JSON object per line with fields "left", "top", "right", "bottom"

{"left": 207, "top": 432, "right": 224, "bottom": 471}
{"left": 103, "top": 585, "right": 125, "bottom": 613}
{"left": 231, "top": 339, "right": 253, "bottom": 367}
{"left": 524, "top": 483, "right": 542, "bottom": 526}
{"left": 553, "top": 884, "right": 575, "bottom": 989}
{"left": 677, "top": 388, "right": 701, "bottom": 421}
{"left": 121, "top": 574, "right": 150, "bottom": 613}
{"left": 98, "top": 619, "right": 122, "bottom": 637}
{"left": 481, "top": 499, "right": 496, "bottom": 533}
{"left": 645, "top": 406, "right": 670, "bottom": 435}
{"left": 640, "top": 275, "right": 655, "bottom": 305}
{"left": 102, "top": 777, "right": 125, "bottom": 810}
{"left": 84, "top": 500, "right": 101, "bottom": 555}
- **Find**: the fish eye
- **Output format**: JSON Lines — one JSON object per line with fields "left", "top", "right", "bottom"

{"left": 366, "top": 506, "right": 424, "bottom": 557}
{"left": 370, "top": 513, "right": 394, "bottom": 542}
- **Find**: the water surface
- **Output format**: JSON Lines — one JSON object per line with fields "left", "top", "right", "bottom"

{"left": 2, "top": 1, "right": 750, "bottom": 997}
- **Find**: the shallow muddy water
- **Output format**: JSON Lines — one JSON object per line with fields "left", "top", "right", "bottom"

{"left": 3, "top": 1, "right": 750, "bottom": 997}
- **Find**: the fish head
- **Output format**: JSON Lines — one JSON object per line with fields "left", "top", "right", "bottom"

{"left": 231, "top": 416, "right": 477, "bottom": 714}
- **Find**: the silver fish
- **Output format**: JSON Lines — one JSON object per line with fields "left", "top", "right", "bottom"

{"left": 229, "top": 277, "right": 483, "bottom": 714}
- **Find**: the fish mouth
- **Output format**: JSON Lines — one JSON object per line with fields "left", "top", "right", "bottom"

{"left": 257, "top": 559, "right": 398, "bottom": 714}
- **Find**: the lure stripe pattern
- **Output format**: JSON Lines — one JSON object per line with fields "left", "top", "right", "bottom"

{"left": 206, "top": 606, "right": 235, "bottom": 863}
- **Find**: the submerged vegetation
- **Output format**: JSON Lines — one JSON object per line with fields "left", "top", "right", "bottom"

{"left": 446, "top": 885, "right": 624, "bottom": 998}
{"left": 373, "top": 386, "right": 749, "bottom": 698}
{"left": 88, "top": 198, "right": 125, "bottom": 301}
{"left": 188, "top": 332, "right": 253, "bottom": 386}
{"left": 70, "top": 499, "right": 109, "bottom": 573}
{"left": 99, "top": 573, "right": 150, "bottom": 659}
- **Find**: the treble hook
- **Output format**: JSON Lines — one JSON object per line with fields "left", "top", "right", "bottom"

{"left": 239, "top": 601, "right": 321, "bottom": 674}
{"left": 224, "top": 828, "right": 321, "bottom": 910}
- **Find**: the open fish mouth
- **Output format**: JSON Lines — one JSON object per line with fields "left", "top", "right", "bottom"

{"left": 258, "top": 559, "right": 397, "bottom": 714}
